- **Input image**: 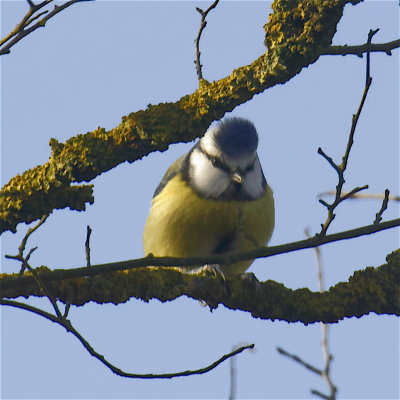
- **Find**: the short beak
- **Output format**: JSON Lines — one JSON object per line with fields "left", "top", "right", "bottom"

{"left": 231, "top": 171, "right": 244, "bottom": 184}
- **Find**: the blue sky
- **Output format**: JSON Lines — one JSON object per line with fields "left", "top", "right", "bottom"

{"left": 1, "top": 1, "right": 399, "bottom": 399}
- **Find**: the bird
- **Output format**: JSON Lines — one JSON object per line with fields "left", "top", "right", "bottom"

{"left": 143, "top": 117, "right": 275, "bottom": 277}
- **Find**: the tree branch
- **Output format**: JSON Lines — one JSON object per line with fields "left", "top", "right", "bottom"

{"left": 318, "top": 191, "right": 400, "bottom": 202}
{"left": 194, "top": 0, "right": 220, "bottom": 81}
{"left": 85, "top": 225, "right": 92, "bottom": 267}
{"left": 0, "top": 0, "right": 364, "bottom": 234}
{"left": 277, "top": 347, "right": 323, "bottom": 375}
{"left": 322, "top": 39, "right": 400, "bottom": 57}
{"left": 374, "top": 189, "right": 390, "bottom": 225}
{"left": 0, "top": 0, "right": 89, "bottom": 56}
{"left": 1, "top": 238, "right": 399, "bottom": 324}
{"left": 3, "top": 216, "right": 255, "bottom": 379}
{"left": 1, "top": 218, "right": 398, "bottom": 294}
{"left": 317, "top": 29, "right": 378, "bottom": 236}
{"left": 0, "top": 298, "right": 254, "bottom": 379}
{"left": 278, "top": 232, "right": 337, "bottom": 399}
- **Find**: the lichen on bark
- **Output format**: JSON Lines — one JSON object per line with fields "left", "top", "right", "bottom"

{"left": 0, "top": 0, "right": 361, "bottom": 233}
{"left": 1, "top": 250, "right": 398, "bottom": 324}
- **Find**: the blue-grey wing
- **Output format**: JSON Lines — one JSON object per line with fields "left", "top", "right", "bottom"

{"left": 153, "top": 154, "right": 186, "bottom": 197}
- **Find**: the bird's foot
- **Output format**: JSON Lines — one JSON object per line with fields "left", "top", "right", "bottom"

{"left": 181, "top": 264, "right": 226, "bottom": 281}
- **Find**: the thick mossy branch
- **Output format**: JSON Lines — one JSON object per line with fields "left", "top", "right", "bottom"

{"left": 0, "top": 0, "right": 360, "bottom": 234}
{"left": 2, "top": 250, "right": 398, "bottom": 324}
{"left": 265, "top": 0, "right": 351, "bottom": 72}
{"left": 0, "top": 161, "right": 94, "bottom": 233}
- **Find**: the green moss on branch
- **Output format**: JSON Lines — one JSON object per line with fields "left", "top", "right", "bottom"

{"left": 1, "top": 250, "right": 398, "bottom": 324}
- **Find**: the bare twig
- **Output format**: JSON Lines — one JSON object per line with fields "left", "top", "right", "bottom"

{"left": 229, "top": 347, "right": 237, "bottom": 400}
{"left": 0, "top": 0, "right": 49, "bottom": 48}
{"left": 1, "top": 0, "right": 87, "bottom": 56}
{"left": 4, "top": 214, "right": 62, "bottom": 319}
{"left": 311, "top": 389, "right": 331, "bottom": 400}
{"left": 318, "top": 323, "right": 336, "bottom": 400}
{"left": 319, "top": 191, "right": 400, "bottom": 202}
{"left": 1, "top": 218, "right": 399, "bottom": 292}
{"left": 17, "top": 214, "right": 48, "bottom": 259}
{"left": 307, "top": 229, "right": 337, "bottom": 400}
{"left": 277, "top": 232, "right": 338, "bottom": 399}
{"left": 4, "top": 217, "right": 255, "bottom": 379}
{"left": 85, "top": 225, "right": 92, "bottom": 267}
{"left": 24, "top": 261, "right": 65, "bottom": 320}
{"left": 5, "top": 214, "right": 48, "bottom": 273}
{"left": 1, "top": 298, "right": 254, "bottom": 379}
{"left": 318, "top": 29, "right": 379, "bottom": 236}
{"left": 63, "top": 298, "right": 72, "bottom": 318}
{"left": 26, "top": 0, "right": 36, "bottom": 8}
{"left": 366, "top": 29, "right": 380, "bottom": 85}
{"left": 322, "top": 38, "right": 400, "bottom": 57}
{"left": 228, "top": 342, "right": 253, "bottom": 400}
{"left": 374, "top": 189, "right": 391, "bottom": 224}
{"left": 194, "top": 0, "right": 220, "bottom": 80}
{"left": 277, "top": 347, "right": 322, "bottom": 376}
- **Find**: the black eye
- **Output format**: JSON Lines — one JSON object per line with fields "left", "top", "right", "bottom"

{"left": 210, "top": 157, "right": 230, "bottom": 172}
{"left": 244, "top": 160, "right": 256, "bottom": 173}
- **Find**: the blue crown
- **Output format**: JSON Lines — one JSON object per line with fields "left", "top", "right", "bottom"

{"left": 214, "top": 117, "right": 258, "bottom": 158}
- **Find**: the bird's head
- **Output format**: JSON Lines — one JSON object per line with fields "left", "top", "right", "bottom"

{"left": 186, "top": 117, "right": 266, "bottom": 200}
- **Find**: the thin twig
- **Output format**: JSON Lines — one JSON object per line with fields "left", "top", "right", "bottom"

{"left": 85, "top": 225, "right": 92, "bottom": 267}
{"left": 318, "top": 324, "right": 336, "bottom": 400}
{"left": 18, "top": 214, "right": 48, "bottom": 259}
{"left": 1, "top": 218, "right": 399, "bottom": 292}
{"left": 4, "top": 219, "right": 255, "bottom": 379}
{"left": 26, "top": 0, "right": 36, "bottom": 8}
{"left": 24, "top": 261, "right": 64, "bottom": 320}
{"left": 318, "top": 191, "right": 400, "bottom": 201}
{"left": 0, "top": 0, "right": 49, "bottom": 47}
{"left": 228, "top": 342, "right": 253, "bottom": 400}
{"left": 311, "top": 389, "right": 331, "bottom": 400}
{"left": 366, "top": 29, "right": 379, "bottom": 86}
{"left": 277, "top": 232, "right": 337, "bottom": 399}
{"left": 339, "top": 185, "right": 369, "bottom": 202}
{"left": 229, "top": 347, "right": 237, "bottom": 400}
{"left": 277, "top": 347, "right": 322, "bottom": 376}
{"left": 4, "top": 214, "right": 48, "bottom": 273}
{"left": 306, "top": 229, "right": 337, "bottom": 400}
{"left": 0, "top": 0, "right": 87, "bottom": 56}
{"left": 63, "top": 299, "right": 72, "bottom": 318}
{"left": 194, "top": 0, "right": 220, "bottom": 80}
{"left": 374, "top": 189, "right": 390, "bottom": 224}
{"left": 25, "top": 10, "right": 49, "bottom": 26}
{"left": 322, "top": 38, "right": 400, "bottom": 57}
{"left": 318, "top": 29, "right": 379, "bottom": 236}
{"left": 1, "top": 298, "right": 254, "bottom": 379}
{"left": 4, "top": 212, "right": 66, "bottom": 322}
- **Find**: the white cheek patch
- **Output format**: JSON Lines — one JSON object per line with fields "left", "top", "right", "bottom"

{"left": 242, "top": 158, "right": 265, "bottom": 199}
{"left": 189, "top": 149, "right": 230, "bottom": 198}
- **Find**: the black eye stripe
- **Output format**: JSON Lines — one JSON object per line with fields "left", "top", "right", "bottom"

{"left": 245, "top": 159, "right": 256, "bottom": 173}
{"left": 210, "top": 156, "right": 230, "bottom": 172}
{"left": 199, "top": 145, "right": 230, "bottom": 173}
{"left": 199, "top": 145, "right": 256, "bottom": 175}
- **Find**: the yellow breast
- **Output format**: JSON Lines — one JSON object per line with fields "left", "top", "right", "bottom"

{"left": 143, "top": 174, "right": 274, "bottom": 276}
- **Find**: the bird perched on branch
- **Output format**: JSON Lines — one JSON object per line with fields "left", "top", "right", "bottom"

{"left": 143, "top": 117, "right": 275, "bottom": 277}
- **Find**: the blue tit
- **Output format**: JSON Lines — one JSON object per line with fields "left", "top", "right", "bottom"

{"left": 143, "top": 117, "right": 274, "bottom": 277}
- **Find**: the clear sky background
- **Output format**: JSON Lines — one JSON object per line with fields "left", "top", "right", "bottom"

{"left": 1, "top": 1, "right": 399, "bottom": 399}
